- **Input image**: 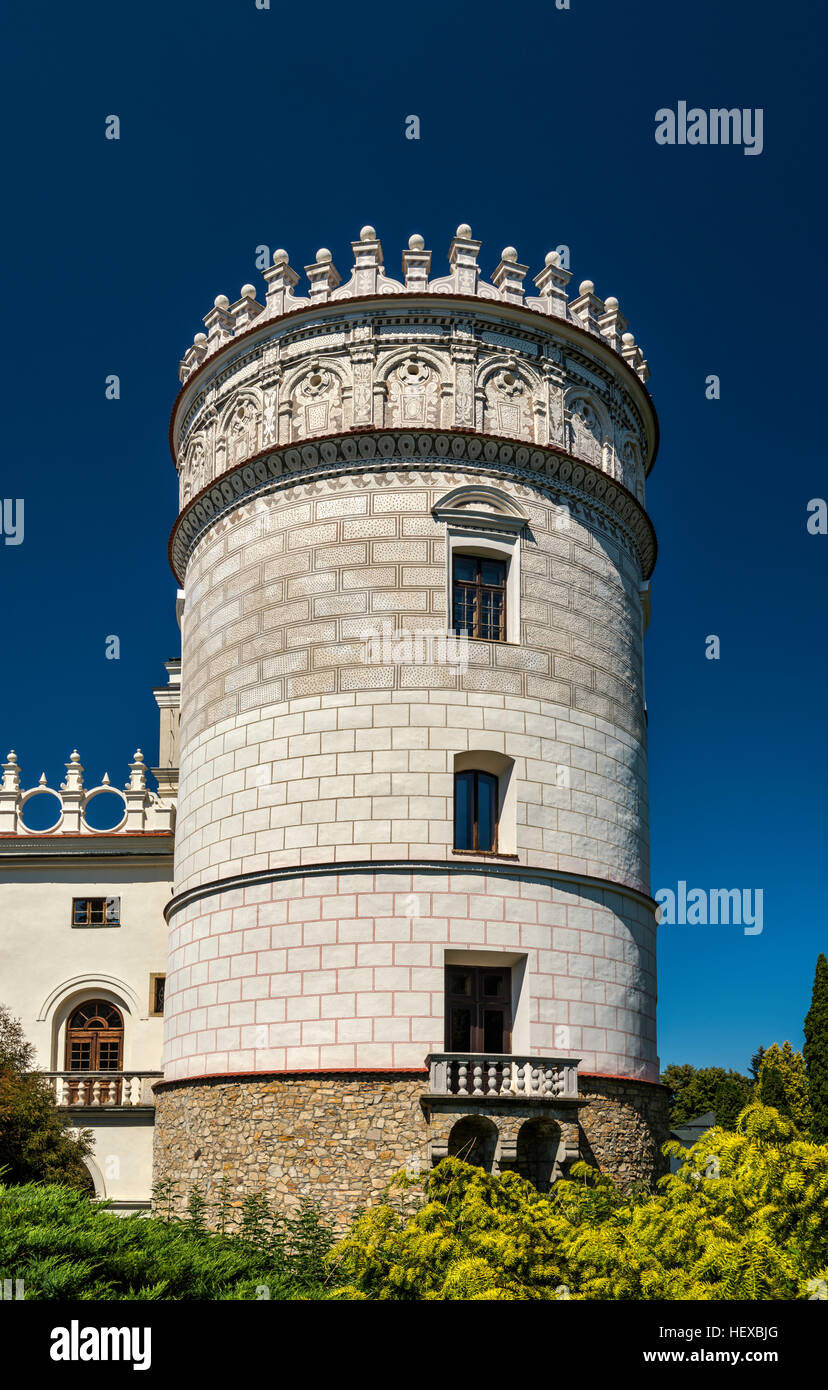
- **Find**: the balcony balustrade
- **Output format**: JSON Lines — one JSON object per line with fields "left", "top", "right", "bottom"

{"left": 426, "top": 1053, "right": 579, "bottom": 1101}
{"left": 42, "top": 1071, "right": 162, "bottom": 1108}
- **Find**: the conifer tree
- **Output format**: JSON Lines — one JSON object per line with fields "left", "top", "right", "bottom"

{"left": 759, "top": 1066, "right": 788, "bottom": 1117}
{"left": 713, "top": 1077, "right": 745, "bottom": 1129}
{"left": 804, "top": 953, "right": 828, "bottom": 1141}
{"left": 758, "top": 1043, "right": 812, "bottom": 1131}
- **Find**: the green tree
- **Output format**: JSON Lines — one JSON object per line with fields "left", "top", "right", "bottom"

{"left": 748, "top": 1046, "right": 766, "bottom": 1084}
{"left": 758, "top": 1043, "right": 813, "bottom": 1132}
{"left": 330, "top": 1106, "right": 828, "bottom": 1300}
{"left": 713, "top": 1077, "right": 746, "bottom": 1129}
{"left": 0, "top": 1181, "right": 337, "bottom": 1299}
{"left": 759, "top": 1066, "right": 788, "bottom": 1116}
{"left": 660, "top": 1064, "right": 751, "bottom": 1125}
{"left": 0, "top": 1005, "right": 35, "bottom": 1072}
{"left": 804, "top": 954, "right": 828, "bottom": 1142}
{"left": 0, "top": 1004, "right": 93, "bottom": 1190}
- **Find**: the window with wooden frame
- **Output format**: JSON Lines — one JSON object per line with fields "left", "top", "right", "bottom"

{"left": 72, "top": 897, "right": 120, "bottom": 927}
{"left": 64, "top": 1001, "right": 124, "bottom": 1072}
{"left": 149, "top": 974, "right": 166, "bottom": 1017}
{"left": 452, "top": 554, "right": 507, "bottom": 641}
{"left": 454, "top": 769, "right": 499, "bottom": 853}
{"left": 444, "top": 965, "right": 512, "bottom": 1053}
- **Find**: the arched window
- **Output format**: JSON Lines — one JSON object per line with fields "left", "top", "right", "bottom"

{"left": 452, "top": 554, "right": 507, "bottom": 641}
{"left": 454, "top": 769, "right": 499, "bottom": 852}
{"left": 65, "top": 1001, "right": 124, "bottom": 1072}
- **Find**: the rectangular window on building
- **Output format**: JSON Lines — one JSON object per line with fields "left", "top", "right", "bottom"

{"left": 444, "top": 965, "right": 512, "bottom": 1053}
{"left": 72, "top": 897, "right": 120, "bottom": 927}
{"left": 149, "top": 974, "right": 166, "bottom": 1016}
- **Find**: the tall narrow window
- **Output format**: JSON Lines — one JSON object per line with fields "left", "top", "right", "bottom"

{"left": 452, "top": 554, "right": 507, "bottom": 641}
{"left": 65, "top": 1001, "right": 124, "bottom": 1072}
{"left": 454, "top": 769, "right": 499, "bottom": 852}
{"left": 445, "top": 966, "right": 512, "bottom": 1053}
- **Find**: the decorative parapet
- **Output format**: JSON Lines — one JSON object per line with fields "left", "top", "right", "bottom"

{"left": 44, "top": 1071, "right": 163, "bottom": 1108}
{"left": 177, "top": 224, "right": 649, "bottom": 387}
{"left": 426, "top": 1052, "right": 580, "bottom": 1101}
{"left": 172, "top": 227, "right": 657, "bottom": 516}
{"left": 0, "top": 749, "right": 175, "bottom": 836}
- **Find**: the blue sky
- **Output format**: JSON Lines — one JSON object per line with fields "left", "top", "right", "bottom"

{"left": 1, "top": 0, "right": 825, "bottom": 1075}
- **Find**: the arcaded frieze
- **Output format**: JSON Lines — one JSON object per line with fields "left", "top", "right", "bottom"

{"left": 172, "top": 228, "right": 655, "bottom": 514}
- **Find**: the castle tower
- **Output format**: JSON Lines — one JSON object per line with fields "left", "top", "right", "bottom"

{"left": 153, "top": 225, "right": 668, "bottom": 1219}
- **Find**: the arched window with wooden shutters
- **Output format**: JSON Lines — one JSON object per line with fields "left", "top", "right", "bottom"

{"left": 65, "top": 1001, "right": 124, "bottom": 1073}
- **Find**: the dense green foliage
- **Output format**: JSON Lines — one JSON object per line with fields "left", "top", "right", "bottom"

{"left": 0, "top": 1181, "right": 336, "bottom": 1300}
{"left": 804, "top": 953, "right": 828, "bottom": 1142}
{"left": 0, "top": 1004, "right": 92, "bottom": 1190}
{"left": 660, "top": 1063, "right": 751, "bottom": 1125}
{"left": 757, "top": 1042, "right": 813, "bottom": 1131}
{"left": 329, "top": 1105, "right": 828, "bottom": 1300}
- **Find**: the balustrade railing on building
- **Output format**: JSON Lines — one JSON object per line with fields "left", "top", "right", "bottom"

{"left": 426, "top": 1053, "right": 579, "bottom": 1101}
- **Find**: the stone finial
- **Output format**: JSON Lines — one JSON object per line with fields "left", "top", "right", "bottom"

{"left": 262, "top": 249, "right": 307, "bottom": 318}
{"left": 179, "top": 332, "right": 209, "bottom": 383}
{"left": 59, "top": 750, "right": 85, "bottom": 832}
{"left": 231, "top": 284, "right": 264, "bottom": 331}
{"left": 348, "top": 227, "right": 384, "bottom": 296}
{"left": 401, "top": 233, "right": 431, "bottom": 291}
{"left": 569, "top": 279, "right": 605, "bottom": 335}
{"left": 621, "top": 330, "right": 648, "bottom": 381}
{"left": 529, "top": 250, "right": 572, "bottom": 319}
{"left": 491, "top": 246, "right": 529, "bottom": 305}
{"left": 126, "top": 749, "right": 147, "bottom": 792}
{"left": 599, "top": 295, "right": 628, "bottom": 352}
{"left": 203, "top": 294, "right": 234, "bottom": 351}
{"left": 2, "top": 751, "right": 20, "bottom": 791}
{"left": 445, "top": 224, "right": 482, "bottom": 296}
{"left": 305, "top": 248, "right": 341, "bottom": 304}
{"left": 61, "top": 750, "right": 85, "bottom": 793}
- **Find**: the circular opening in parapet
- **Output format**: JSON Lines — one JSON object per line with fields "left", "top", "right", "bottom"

{"left": 503, "top": 372, "right": 516, "bottom": 386}
{"left": 82, "top": 790, "right": 127, "bottom": 832}
{"left": 19, "top": 790, "right": 63, "bottom": 833}
{"left": 309, "top": 373, "right": 323, "bottom": 388}
{"left": 407, "top": 362, "right": 420, "bottom": 375}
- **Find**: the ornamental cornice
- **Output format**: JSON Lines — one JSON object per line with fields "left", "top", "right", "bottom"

{"left": 167, "top": 428, "right": 657, "bottom": 584}
{"left": 171, "top": 293, "right": 659, "bottom": 479}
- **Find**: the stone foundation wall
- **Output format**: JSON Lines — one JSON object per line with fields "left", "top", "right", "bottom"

{"left": 578, "top": 1073, "right": 670, "bottom": 1187}
{"left": 152, "top": 1070, "right": 669, "bottom": 1228}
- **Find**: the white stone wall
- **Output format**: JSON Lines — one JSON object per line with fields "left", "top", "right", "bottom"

{"left": 163, "top": 868, "right": 657, "bottom": 1082}
{"left": 174, "top": 475, "right": 648, "bottom": 895}
{"left": 0, "top": 856, "right": 171, "bottom": 1204}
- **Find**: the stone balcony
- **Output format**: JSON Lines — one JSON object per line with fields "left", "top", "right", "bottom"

{"left": 423, "top": 1054, "right": 583, "bottom": 1181}
{"left": 426, "top": 1053, "right": 580, "bottom": 1103}
{"left": 44, "top": 1071, "right": 162, "bottom": 1110}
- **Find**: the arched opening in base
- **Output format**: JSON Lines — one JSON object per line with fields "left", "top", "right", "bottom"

{"left": 516, "top": 1118, "right": 562, "bottom": 1192}
{"left": 446, "top": 1115, "right": 498, "bottom": 1172}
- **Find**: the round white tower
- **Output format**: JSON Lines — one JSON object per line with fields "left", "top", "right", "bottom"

{"left": 153, "top": 225, "right": 667, "bottom": 1219}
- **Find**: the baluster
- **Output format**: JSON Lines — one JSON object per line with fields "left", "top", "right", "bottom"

{"left": 501, "top": 1060, "right": 512, "bottom": 1095}
{"left": 487, "top": 1062, "right": 498, "bottom": 1095}
{"left": 76, "top": 1079, "right": 87, "bottom": 1106}
{"left": 130, "top": 1074, "right": 140, "bottom": 1105}
{"left": 108, "top": 1079, "right": 117, "bottom": 1104}
{"left": 543, "top": 1066, "right": 555, "bottom": 1096}
{"left": 531, "top": 1066, "right": 542, "bottom": 1096}
{"left": 91, "top": 1080, "right": 101, "bottom": 1106}
{"left": 472, "top": 1064, "right": 484, "bottom": 1096}
{"left": 55, "top": 1076, "right": 64, "bottom": 1106}
{"left": 457, "top": 1062, "right": 468, "bottom": 1096}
